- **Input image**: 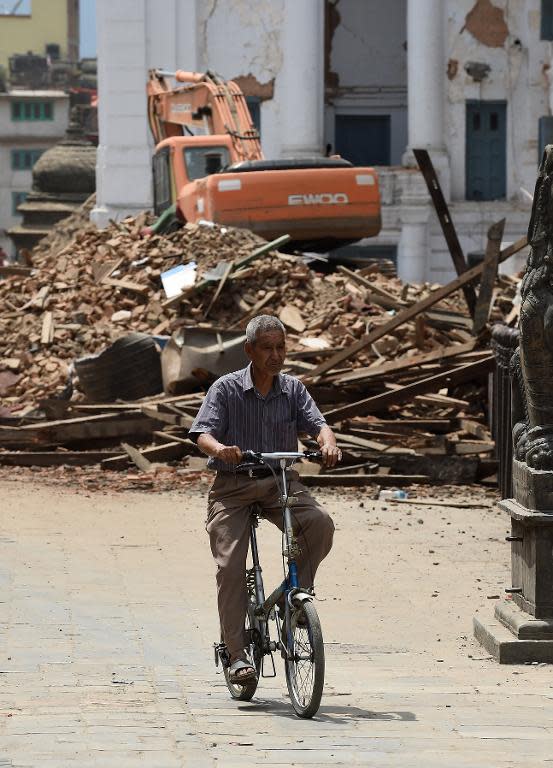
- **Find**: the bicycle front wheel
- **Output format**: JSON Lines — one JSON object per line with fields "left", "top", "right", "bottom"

{"left": 284, "top": 600, "right": 325, "bottom": 718}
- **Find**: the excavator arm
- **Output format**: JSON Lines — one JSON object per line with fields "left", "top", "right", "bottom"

{"left": 147, "top": 69, "right": 262, "bottom": 163}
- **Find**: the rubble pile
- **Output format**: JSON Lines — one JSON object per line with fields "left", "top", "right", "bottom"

{"left": 0, "top": 201, "right": 525, "bottom": 485}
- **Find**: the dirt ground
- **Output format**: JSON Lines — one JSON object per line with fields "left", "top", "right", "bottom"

{"left": 1, "top": 469, "right": 552, "bottom": 767}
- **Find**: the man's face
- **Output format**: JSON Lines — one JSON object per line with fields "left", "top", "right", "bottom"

{"left": 245, "top": 330, "right": 286, "bottom": 377}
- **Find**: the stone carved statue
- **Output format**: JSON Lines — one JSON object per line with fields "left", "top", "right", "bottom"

{"left": 515, "top": 146, "right": 553, "bottom": 470}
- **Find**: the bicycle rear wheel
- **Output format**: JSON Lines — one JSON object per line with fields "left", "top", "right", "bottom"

{"left": 223, "top": 599, "right": 262, "bottom": 701}
{"left": 284, "top": 600, "right": 325, "bottom": 718}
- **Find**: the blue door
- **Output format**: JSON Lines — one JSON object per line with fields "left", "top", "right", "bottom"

{"left": 466, "top": 101, "right": 507, "bottom": 201}
{"left": 335, "top": 114, "right": 391, "bottom": 166}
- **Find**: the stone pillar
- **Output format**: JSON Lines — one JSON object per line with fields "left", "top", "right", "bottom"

{"left": 92, "top": 0, "right": 198, "bottom": 227}
{"left": 403, "top": 0, "right": 449, "bottom": 198}
{"left": 397, "top": 0, "right": 448, "bottom": 283}
{"left": 279, "top": 0, "right": 324, "bottom": 158}
{"left": 406, "top": 0, "right": 445, "bottom": 155}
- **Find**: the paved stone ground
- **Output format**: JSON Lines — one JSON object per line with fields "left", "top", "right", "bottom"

{"left": 1, "top": 477, "right": 553, "bottom": 766}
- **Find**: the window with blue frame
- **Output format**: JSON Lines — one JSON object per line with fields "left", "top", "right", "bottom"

{"left": 11, "top": 101, "right": 53, "bottom": 121}
{"left": 12, "top": 191, "right": 28, "bottom": 215}
{"left": 11, "top": 148, "right": 45, "bottom": 170}
{"left": 542, "top": 0, "right": 553, "bottom": 40}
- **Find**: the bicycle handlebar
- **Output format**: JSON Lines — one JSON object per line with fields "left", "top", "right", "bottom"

{"left": 240, "top": 449, "right": 322, "bottom": 466}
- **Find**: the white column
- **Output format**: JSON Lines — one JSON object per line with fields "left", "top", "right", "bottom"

{"left": 279, "top": 0, "right": 324, "bottom": 158}
{"left": 406, "top": 0, "right": 445, "bottom": 154}
{"left": 398, "top": 0, "right": 446, "bottom": 282}
{"left": 92, "top": 0, "right": 197, "bottom": 227}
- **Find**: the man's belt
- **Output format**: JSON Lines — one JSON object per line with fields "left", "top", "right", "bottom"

{"left": 219, "top": 468, "right": 274, "bottom": 479}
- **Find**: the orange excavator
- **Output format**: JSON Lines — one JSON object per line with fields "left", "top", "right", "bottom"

{"left": 146, "top": 69, "right": 381, "bottom": 251}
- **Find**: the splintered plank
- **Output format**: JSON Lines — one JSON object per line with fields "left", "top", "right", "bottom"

{"left": 413, "top": 148, "right": 476, "bottom": 315}
{"left": 472, "top": 219, "right": 505, "bottom": 334}
{"left": 306, "top": 236, "right": 527, "bottom": 379}
{"left": 104, "top": 277, "right": 149, "bottom": 297}
{"left": 323, "top": 356, "right": 494, "bottom": 422}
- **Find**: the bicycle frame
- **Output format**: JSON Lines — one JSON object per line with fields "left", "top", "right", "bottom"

{"left": 246, "top": 453, "right": 316, "bottom": 661}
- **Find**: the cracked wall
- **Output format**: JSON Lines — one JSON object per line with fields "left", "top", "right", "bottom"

{"left": 446, "top": 0, "right": 548, "bottom": 202}
{"left": 197, "top": 0, "right": 283, "bottom": 157}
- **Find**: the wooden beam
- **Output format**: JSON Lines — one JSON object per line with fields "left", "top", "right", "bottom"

{"left": 40, "top": 311, "right": 54, "bottom": 345}
{"left": 101, "top": 441, "right": 188, "bottom": 470}
{"left": 333, "top": 341, "right": 476, "bottom": 384}
{"left": 345, "top": 418, "right": 453, "bottom": 434}
{"left": 336, "top": 265, "right": 404, "bottom": 310}
{"left": 383, "top": 382, "right": 469, "bottom": 409}
{"left": 121, "top": 442, "right": 154, "bottom": 472}
{"left": 306, "top": 236, "right": 527, "bottom": 379}
{"left": 0, "top": 450, "right": 122, "bottom": 466}
{"left": 472, "top": 219, "right": 505, "bottom": 334}
{"left": 153, "top": 431, "right": 194, "bottom": 446}
{"left": 323, "top": 355, "right": 494, "bottom": 422}
{"left": 413, "top": 148, "right": 476, "bottom": 315}
{"left": 300, "top": 474, "right": 429, "bottom": 487}
{"left": 0, "top": 412, "right": 164, "bottom": 447}
{"left": 104, "top": 277, "right": 149, "bottom": 297}
{"left": 204, "top": 259, "right": 234, "bottom": 318}
{"left": 0, "top": 265, "right": 32, "bottom": 277}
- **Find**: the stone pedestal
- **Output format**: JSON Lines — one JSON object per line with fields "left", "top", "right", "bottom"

{"left": 474, "top": 461, "right": 553, "bottom": 662}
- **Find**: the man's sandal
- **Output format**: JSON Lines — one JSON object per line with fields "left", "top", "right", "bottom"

{"left": 228, "top": 658, "right": 256, "bottom": 683}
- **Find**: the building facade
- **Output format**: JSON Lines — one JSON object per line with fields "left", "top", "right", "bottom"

{"left": 0, "top": 90, "right": 69, "bottom": 258}
{"left": 0, "top": 0, "right": 79, "bottom": 71}
{"left": 94, "top": 0, "right": 552, "bottom": 282}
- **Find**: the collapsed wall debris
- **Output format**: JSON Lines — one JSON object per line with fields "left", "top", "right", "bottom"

{"left": 0, "top": 199, "right": 527, "bottom": 485}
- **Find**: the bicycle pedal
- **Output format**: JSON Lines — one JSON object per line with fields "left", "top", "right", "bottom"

{"left": 213, "top": 642, "right": 230, "bottom": 669}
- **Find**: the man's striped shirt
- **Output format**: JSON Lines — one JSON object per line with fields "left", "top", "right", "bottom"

{"left": 188, "top": 364, "right": 326, "bottom": 472}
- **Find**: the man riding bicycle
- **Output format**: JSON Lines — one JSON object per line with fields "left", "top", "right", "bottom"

{"left": 189, "top": 314, "right": 340, "bottom": 684}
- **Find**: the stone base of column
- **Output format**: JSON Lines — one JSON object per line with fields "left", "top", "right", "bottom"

{"left": 474, "top": 482, "right": 553, "bottom": 663}
{"left": 474, "top": 601, "right": 553, "bottom": 663}
{"left": 91, "top": 204, "right": 148, "bottom": 229}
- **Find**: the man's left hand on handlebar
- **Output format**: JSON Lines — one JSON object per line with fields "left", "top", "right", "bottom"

{"left": 320, "top": 443, "right": 341, "bottom": 468}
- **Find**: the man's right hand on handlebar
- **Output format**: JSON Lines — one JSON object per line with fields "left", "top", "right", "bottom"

{"left": 197, "top": 433, "right": 243, "bottom": 465}
{"left": 215, "top": 444, "right": 243, "bottom": 465}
